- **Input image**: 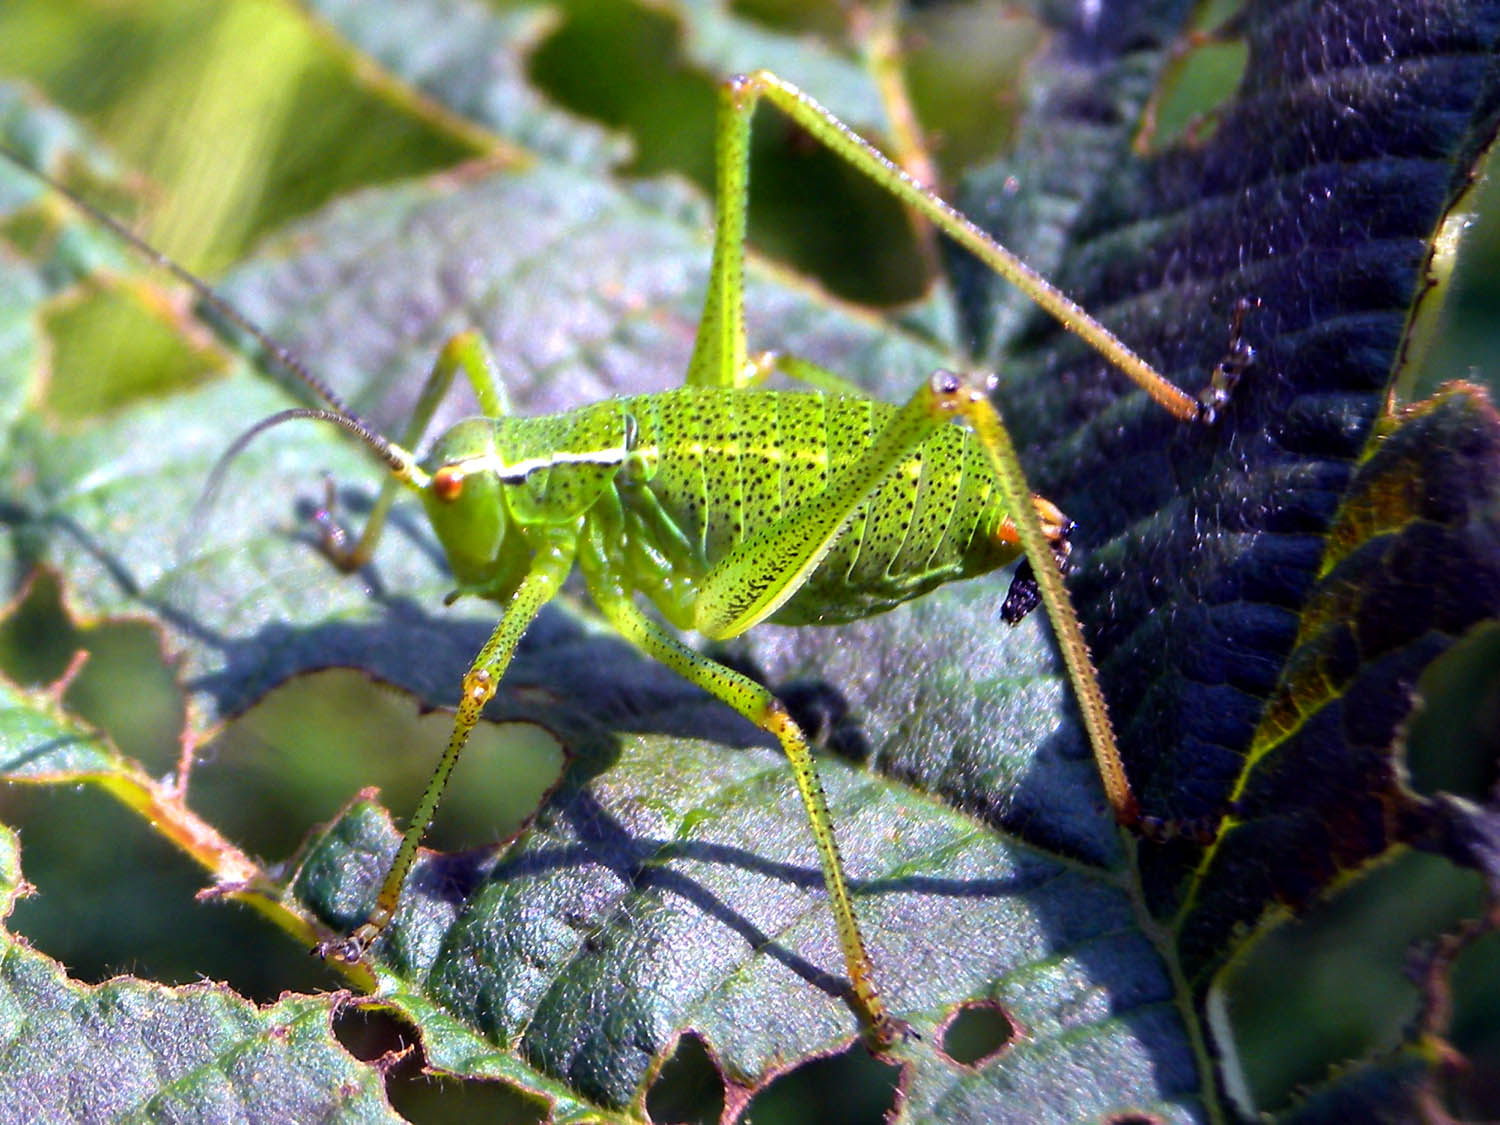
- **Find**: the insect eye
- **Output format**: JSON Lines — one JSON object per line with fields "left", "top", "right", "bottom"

{"left": 433, "top": 465, "right": 465, "bottom": 501}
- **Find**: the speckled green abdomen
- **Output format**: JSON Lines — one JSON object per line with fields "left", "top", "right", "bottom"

{"left": 613, "top": 388, "right": 1021, "bottom": 628}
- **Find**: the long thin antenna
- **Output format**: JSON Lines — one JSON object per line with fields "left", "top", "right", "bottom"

{"left": 208, "top": 408, "right": 420, "bottom": 485}
{"left": 184, "top": 407, "right": 427, "bottom": 560}
{"left": 0, "top": 145, "right": 356, "bottom": 419}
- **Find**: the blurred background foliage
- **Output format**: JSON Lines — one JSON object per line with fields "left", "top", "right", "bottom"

{"left": 0, "top": 0, "right": 1496, "bottom": 1119}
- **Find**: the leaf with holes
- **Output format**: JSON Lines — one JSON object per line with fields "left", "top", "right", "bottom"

{"left": 2, "top": 0, "right": 1499, "bottom": 1121}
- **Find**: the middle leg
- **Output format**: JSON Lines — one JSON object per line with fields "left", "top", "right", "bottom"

{"left": 580, "top": 557, "right": 901, "bottom": 1048}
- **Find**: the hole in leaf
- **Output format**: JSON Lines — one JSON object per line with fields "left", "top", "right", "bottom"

{"left": 1444, "top": 925, "right": 1500, "bottom": 1119}
{"left": 728, "top": 0, "right": 846, "bottom": 39}
{"left": 1405, "top": 620, "right": 1500, "bottom": 800}
{"left": 743, "top": 114, "right": 929, "bottom": 305}
{"left": 903, "top": 0, "right": 1044, "bottom": 173}
{"left": 1136, "top": 3, "right": 1249, "bottom": 154}
{"left": 0, "top": 573, "right": 81, "bottom": 691}
{"left": 197, "top": 670, "right": 567, "bottom": 861}
{"left": 1104, "top": 1114, "right": 1163, "bottom": 1125}
{"left": 529, "top": 0, "right": 716, "bottom": 184}
{"left": 0, "top": 572, "right": 182, "bottom": 769}
{"left": 646, "top": 1032, "right": 725, "bottom": 1125}
{"left": 43, "top": 277, "right": 222, "bottom": 418}
{"left": 743, "top": 1041, "right": 901, "bottom": 1124}
{"left": 0, "top": 575, "right": 331, "bottom": 999}
{"left": 0, "top": 0, "right": 477, "bottom": 272}
{"left": 335, "top": 1007, "right": 549, "bottom": 1123}
{"left": 527, "top": 0, "right": 928, "bottom": 306}
{"left": 332, "top": 1004, "right": 418, "bottom": 1069}
{"left": 1221, "top": 850, "right": 1487, "bottom": 1113}
{"left": 1, "top": 782, "right": 330, "bottom": 999}
{"left": 937, "top": 1000, "right": 1017, "bottom": 1067}
{"left": 1413, "top": 145, "right": 1500, "bottom": 400}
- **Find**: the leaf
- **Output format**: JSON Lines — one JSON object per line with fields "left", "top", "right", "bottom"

{"left": 0, "top": 689, "right": 397, "bottom": 1122}
{"left": 305, "top": 0, "right": 628, "bottom": 170}
{"left": 2, "top": 0, "right": 1499, "bottom": 1121}
{"left": 954, "top": 0, "right": 1500, "bottom": 983}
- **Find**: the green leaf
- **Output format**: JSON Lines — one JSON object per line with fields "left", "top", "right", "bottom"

{"left": 305, "top": 0, "right": 629, "bottom": 169}
{"left": 0, "top": 707, "right": 397, "bottom": 1121}
{"left": 2, "top": 0, "right": 1498, "bottom": 1120}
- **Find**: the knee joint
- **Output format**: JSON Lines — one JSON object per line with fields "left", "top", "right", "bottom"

{"left": 461, "top": 667, "right": 498, "bottom": 713}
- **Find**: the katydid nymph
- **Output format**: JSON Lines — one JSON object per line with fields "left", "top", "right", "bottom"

{"left": 7, "top": 70, "right": 1250, "bottom": 1048}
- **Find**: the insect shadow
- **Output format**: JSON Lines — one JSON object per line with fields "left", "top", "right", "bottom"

{"left": 13, "top": 494, "right": 1190, "bottom": 1075}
